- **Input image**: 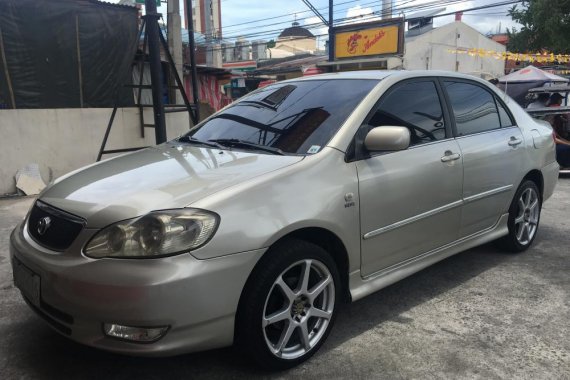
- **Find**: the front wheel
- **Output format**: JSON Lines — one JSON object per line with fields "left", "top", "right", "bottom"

{"left": 498, "top": 180, "right": 542, "bottom": 252}
{"left": 236, "top": 239, "right": 340, "bottom": 370}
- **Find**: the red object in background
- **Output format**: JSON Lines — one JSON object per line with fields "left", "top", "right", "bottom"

{"left": 455, "top": 12, "right": 463, "bottom": 21}
{"left": 303, "top": 67, "right": 324, "bottom": 76}
{"left": 258, "top": 80, "right": 276, "bottom": 88}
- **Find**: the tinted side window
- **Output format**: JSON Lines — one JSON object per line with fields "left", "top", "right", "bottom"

{"left": 444, "top": 81, "right": 501, "bottom": 136}
{"left": 369, "top": 81, "right": 446, "bottom": 145}
{"left": 496, "top": 98, "right": 515, "bottom": 127}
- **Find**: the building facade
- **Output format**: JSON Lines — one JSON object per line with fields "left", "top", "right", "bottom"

{"left": 403, "top": 20, "right": 506, "bottom": 78}
{"left": 184, "top": 0, "right": 222, "bottom": 39}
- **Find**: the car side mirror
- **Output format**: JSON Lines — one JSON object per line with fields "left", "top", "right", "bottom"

{"left": 364, "top": 126, "right": 411, "bottom": 152}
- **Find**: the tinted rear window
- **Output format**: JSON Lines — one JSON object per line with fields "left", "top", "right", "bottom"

{"left": 187, "top": 79, "right": 378, "bottom": 155}
{"left": 444, "top": 81, "right": 501, "bottom": 136}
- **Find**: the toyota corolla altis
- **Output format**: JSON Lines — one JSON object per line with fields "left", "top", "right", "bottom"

{"left": 11, "top": 71, "right": 558, "bottom": 369}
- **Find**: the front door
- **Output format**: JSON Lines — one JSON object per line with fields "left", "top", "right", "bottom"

{"left": 356, "top": 79, "right": 464, "bottom": 277}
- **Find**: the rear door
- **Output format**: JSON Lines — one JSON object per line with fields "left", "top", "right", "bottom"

{"left": 442, "top": 79, "right": 525, "bottom": 237}
{"left": 356, "top": 79, "right": 464, "bottom": 277}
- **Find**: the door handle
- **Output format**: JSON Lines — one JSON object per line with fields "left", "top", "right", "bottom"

{"left": 508, "top": 137, "right": 523, "bottom": 147}
{"left": 441, "top": 151, "right": 461, "bottom": 162}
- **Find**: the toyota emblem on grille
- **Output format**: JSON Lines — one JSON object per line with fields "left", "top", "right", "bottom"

{"left": 37, "top": 216, "right": 52, "bottom": 235}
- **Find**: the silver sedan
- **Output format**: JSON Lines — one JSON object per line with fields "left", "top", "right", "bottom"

{"left": 10, "top": 71, "right": 558, "bottom": 369}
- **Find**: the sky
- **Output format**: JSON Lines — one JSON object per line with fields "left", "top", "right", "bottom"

{"left": 219, "top": 0, "right": 521, "bottom": 46}
{"left": 110, "top": 0, "right": 522, "bottom": 47}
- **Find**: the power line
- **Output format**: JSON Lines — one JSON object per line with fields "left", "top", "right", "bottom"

{"left": 217, "top": 0, "right": 473, "bottom": 43}
{"left": 218, "top": 0, "right": 468, "bottom": 42}
{"left": 222, "top": 0, "right": 419, "bottom": 32}
{"left": 198, "top": 0, "right": 523, "bottom": 53}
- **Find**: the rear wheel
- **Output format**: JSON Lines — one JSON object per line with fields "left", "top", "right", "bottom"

{"left": 499, "top": 180, "right": 541, "bottom": 252}
{"left": 236, "top": 239, "right": 340, "bottom": 370}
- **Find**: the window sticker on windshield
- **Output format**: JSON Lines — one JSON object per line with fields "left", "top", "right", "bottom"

{"left": 307, "top": 145, "right": 321, "bottom": 154}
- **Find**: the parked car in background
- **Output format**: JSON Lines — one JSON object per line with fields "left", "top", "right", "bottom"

{"left": 10, "top": 71, "right": 558, "bottom": 369}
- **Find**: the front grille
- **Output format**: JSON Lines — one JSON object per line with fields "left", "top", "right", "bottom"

{"left": 28, "top": 201, "right": 85, "bottom": 251}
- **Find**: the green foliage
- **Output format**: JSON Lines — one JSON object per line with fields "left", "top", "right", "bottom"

{"left": 508, "top": 0, "right": 570, "bottom": 53}
{"left": 266, "top": 39, "right": 276, "bottom": 49}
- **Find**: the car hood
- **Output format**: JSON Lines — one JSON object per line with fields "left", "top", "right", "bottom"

{"left": 40, "top": 144, "right": 303, "bottom": 228}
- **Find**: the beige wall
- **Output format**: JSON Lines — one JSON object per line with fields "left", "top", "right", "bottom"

{"left": 276, "top": 37, "right": 317, "bottom": 54}
{"left": 404, "top": 21, "right": 506, "bottom": 78}
{"left": 0, "top": 108, "right": 190, "bottom": 196}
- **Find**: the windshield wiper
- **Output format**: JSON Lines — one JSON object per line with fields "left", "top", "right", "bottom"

{"left": 208, "top": 139, "right": 285, "bottom": 155}
{"left": 177, "top": 136, "right": 225, "bottom": 149}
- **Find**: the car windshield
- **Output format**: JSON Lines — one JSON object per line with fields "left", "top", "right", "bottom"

{"left": 181, "top": 79, "right": 379, "bottom": 155}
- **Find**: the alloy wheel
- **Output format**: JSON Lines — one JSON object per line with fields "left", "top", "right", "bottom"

{"left": 514, "top": 187, "right": 540, "bottom": 245}
{"left": 262, "top": 259, "right": 335, "bottom": 360}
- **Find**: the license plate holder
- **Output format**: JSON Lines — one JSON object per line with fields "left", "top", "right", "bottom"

{"left": 13, "top": 258, "right": 41, "bottom": 308}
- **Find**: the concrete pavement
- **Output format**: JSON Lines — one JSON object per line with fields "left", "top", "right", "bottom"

{"left": 1, "top": 179, "right": 569, "bottom": 379}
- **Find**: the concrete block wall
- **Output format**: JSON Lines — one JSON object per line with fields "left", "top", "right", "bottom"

{"left": 0, "top": 108, "right": 191, "bottom": 196}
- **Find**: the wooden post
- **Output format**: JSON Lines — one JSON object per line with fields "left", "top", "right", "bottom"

{"left": 0, "top": 27, "right": 16, "bottom": 108}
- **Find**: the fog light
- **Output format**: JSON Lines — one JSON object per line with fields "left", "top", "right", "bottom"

{"left": 103, "top": 323, "right": 168, "bottom": 342}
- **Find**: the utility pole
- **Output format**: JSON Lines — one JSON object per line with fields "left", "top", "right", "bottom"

{"left": 204, "top": 0, "right": 213, "bottom": 66}
{"left": 382, "top": 0, "right": 392, "bottom": 19}
{"left": 328, "top": 0, "right": 334, "bottom": 62}
{"left": 144, "top": 0, "right": 167, "bottom": 144}
{"left": 185, "top": 0, "right": 200, "bottom": 121}
{"left": 167, "top": 0, "right": 183, "bottom": 104}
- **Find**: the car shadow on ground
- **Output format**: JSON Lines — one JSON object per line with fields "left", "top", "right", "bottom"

{"left": 4, "top": 240, "right": 523, "bottom": 379}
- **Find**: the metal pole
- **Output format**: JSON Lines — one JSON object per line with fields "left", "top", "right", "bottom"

{"left": 185, "top": 0, "right": 200, "bottom": 121}
{"left": 144, "top": 0, "right": 167, "bottom": 144}
{"left": 328, "top": 0, "right": 334, "bottom": 62}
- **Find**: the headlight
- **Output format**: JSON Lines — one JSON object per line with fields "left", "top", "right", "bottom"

{"left": 84, "top": 209, "right": 219, "bottom": 258}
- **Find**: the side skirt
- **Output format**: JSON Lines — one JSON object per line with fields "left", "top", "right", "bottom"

{"left": 348, "top": 213, "right": 509, "bottom": 302}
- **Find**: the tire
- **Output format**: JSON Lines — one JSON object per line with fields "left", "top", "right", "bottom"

{"left": 498, "top": 180, "right": 542, "bottom": 252}
{"left": 235, "top": 238, "right": 341, "bottom": 370}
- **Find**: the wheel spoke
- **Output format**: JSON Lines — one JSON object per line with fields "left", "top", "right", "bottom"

{"left": 276, "top": 276, "right": 296, "bottom": 302}
{"left": 298, "top": 259, "right": 312, "bottom": 293}
{"left": 528, "top": 222, "right": 534, "bottom": 239}
{"left": 523, "top": 189, "right": 531, "bottom": 207}
{"left": 514, "top": 215, "right": 525, "bottom": 225}
{"left": 308, "top": 276, "right": 331, "bottom": 302}
{"left": 529, "top": 199, "right": 539, "bottom": 213}
{"left": 299, "top": 321, "right": 311, "bottom": 350}
{"left": 518, "top": 198, "right": 525, "bottom": 213}
{"left": 275, "top": 320, "right": 296, "bottom": 353}
{"left": 516, "top": 223, "right": 525, "bottom": 241}
{"left": 523, "top": 222, "right": 531, "bottom": 243}
{"left": 310, "top": 307, "right": 332, "bottom": 320}
{"left": 264, "top": 307, "right": 291, "bottom": 327}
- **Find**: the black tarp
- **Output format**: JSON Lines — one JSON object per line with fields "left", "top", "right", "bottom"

{"left": 0, "top": 0, "right": 138, "bottom": 108}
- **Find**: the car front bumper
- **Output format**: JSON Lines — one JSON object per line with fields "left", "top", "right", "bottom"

{"left": 10, "top": 221, "right": 264, "bottom": 356}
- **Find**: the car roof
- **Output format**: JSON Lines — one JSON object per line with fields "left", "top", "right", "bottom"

{"left": 287, "top": 70, "right": 491, "bottom": 83}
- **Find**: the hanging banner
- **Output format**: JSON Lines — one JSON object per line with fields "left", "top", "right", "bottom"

{"left": 448, "top": 48, "right": 570, "bottom": 64}
{"left": 333, "top": 19, "right": 404, "bottom": 60}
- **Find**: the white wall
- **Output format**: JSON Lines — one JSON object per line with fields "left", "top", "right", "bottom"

{"left": 404, "top": 21, "right": 506, "bottom": 78}
{"left": 0, "top": 108, "right": 190, "bottom": 195}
